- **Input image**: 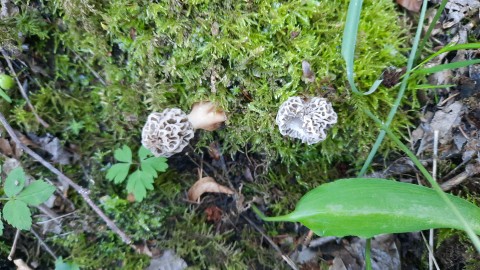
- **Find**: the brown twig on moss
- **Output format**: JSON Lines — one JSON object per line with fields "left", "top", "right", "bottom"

{"left": 0, "top": 112, "right": 132, "bottom": 244}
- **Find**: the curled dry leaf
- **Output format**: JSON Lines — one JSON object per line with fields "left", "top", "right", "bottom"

{"left": 187, "top": 176, "right": 234, "bottom": 202}
{"left": 396, "top": 0, "right": 421, "bottom": 12}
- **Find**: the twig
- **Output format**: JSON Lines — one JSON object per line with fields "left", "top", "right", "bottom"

{"left": 242, "top": 215, "right": 299, "bottom": 270}
{"left": 0, "top": 112, "right": 132, "bottom": 244}
{"left": 441, "top": 170, "right": 474, "bottom": 191}
{"left": 1, "top": 49, "right": 49, "bottom": 128}
{"left": 7, "top": 229, "right": 20, "bottom": 261}
{"left": 421, "top": 232, "right": 440, "bottom": 270}
{"left": 30, "top": 228, "right": 57, "bottom": 260}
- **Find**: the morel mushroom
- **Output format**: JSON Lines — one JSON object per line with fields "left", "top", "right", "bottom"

{"left": 142, "top": 102, "right": 226, "bottom": 157}
{"left": 275, "top": 97, "right": 337, "bottom": 145}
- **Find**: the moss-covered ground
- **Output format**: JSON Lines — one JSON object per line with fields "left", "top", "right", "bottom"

{"left": 2, "top": 0, "right": 476, "bottom": 268}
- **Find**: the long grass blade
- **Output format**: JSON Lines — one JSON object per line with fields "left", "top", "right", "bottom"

{"left": 416, "top": 0, "right": 448, "bottom": 60}
{"left": 358, "top": 0, "right": 429, "bottom": 176}
{"left": 414, "top": 59, "right": 480, "bottom": 75}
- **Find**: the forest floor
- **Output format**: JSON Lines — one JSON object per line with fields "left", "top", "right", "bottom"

{"left": 0, "top": 0, "right": 480, "bottom": 269}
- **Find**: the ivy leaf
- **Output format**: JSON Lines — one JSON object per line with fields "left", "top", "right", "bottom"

{"left": 114, "top": 145, "right": 132, "bottom": 163}
{"left": 16, "top": 180, "right": 56, "bottom": 206}
{"left": 4, "top": 167, "right": 26, "bottom": 198}
{"left": 3, "top": 200, "right": 32, "bottom": 230}
{"left": 126, "top": 170, "right": 154, "bottom": 202}
{"left": 106, "top": 163, "right": 131, "bottom": 184}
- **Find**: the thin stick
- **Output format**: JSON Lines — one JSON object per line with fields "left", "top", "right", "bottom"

{"left": 242, "top": 215, "right": 299, "bottom": 270}
{"left": 7, "top": 229, "right": 20, "bottom": 260}
{"left": 0, "top": 112, "right": 132, "bottom": 244}
{"left": 30, "top": 228, "right": 57, "bottom": 260}
{"left": 421, "top": 232, "right": 441, "bottom": 270}
{"left": 0, "top": 49, "right": 49, "bottom": 128}
{"left": 429, "top": 130, "right": 439, "bottom": 270}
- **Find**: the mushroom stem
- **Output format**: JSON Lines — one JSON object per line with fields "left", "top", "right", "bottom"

{"left": 187, "top": 102, "right": 227, "bottom": 131}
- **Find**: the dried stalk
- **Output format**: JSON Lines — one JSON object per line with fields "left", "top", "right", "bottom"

{"left": 0, "top": 112, "right": 132, "bottom": 244}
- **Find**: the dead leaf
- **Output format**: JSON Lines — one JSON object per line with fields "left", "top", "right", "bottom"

{"left": 204, "top": 205, "right": 223, "bottom": 223}
{"left": 13, "top": 259, "right": 33, "bottom": 270}
{"left": 146, "top": 249, "right": 187, "bottom": 270}
{"left": 0, "top": 138, "right": 13, "bottom": 156}
{"left": 302, "top": 60, "right": 315, "bottom": 83}
{"left": 187, "top": 177, "right": 234, "bottom": 202}
{"left": 28, "top": 134, "right": 73, "bottom": 165}
{"left": 396, "top": 0, "right": 421, "bottom": 12}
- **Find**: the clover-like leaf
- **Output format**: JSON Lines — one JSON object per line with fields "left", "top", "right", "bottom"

{"left": 126, "top": 170, "right": 154, "bottom": 202}
{"left": 5, "top": 167, "right": 26, "bottom": 197}
{"left": 138, "top": 146, "right": 152, "bottom": 160}
{"left": 114, "top": 145, "right": 132, "bottom": 163}
{"left": 106, "top": 163, "right": 131, "bottom": 184}
{"left": 141, "top": 157, "right": 168, "bottom": 178}
{"left": 17, "top": 180, "right": 56, "bottom": 206}
{"left": 3, "top": 199, "right": 32, "bottom": 230}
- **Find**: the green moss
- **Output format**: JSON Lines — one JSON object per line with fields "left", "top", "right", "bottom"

{"left": 1, "top": 0, "right": 413, "bottom": 267}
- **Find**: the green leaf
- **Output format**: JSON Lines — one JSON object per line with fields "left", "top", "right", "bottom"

{"left": 16, "top": 180, "right": 56, "bottom": 206}
{"left": 0, "top": 88, "right": 11, "bottom": 103}
{"left": 4, "top": 167, "right": 26, "bottom": 197}
{"left": 254, "top": 178, "right": 480, "bottom": 238}
{"left": 141, "top": 157, "right": 168, "bottom": 178}
{"left": 0, "top": 213, "right": 3, "bottom": 236}
{"left": 3, "top": 200, "right": 32, "bottom": 230}
{"left": 414, "top": 59, "right": 480, "bottom": 75}
{"left": 55, "top": 257, "right": 80, "bottom": 270}
{"left": 106, "top": 163, "right": 131, "bottom": 184}
{"left": 126, "top": 170, "right": 154, "bottom": 202}
{"left": 138, "top": 146, "right": 152, "bottom": 160}
{"left": 114, "top": 145, "right": 132, "bottom": 163}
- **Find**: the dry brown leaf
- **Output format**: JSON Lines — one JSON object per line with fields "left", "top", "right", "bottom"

{"left": 187, "top": 176, "right": 234, "bottom": 202}
{"left": 0, "top": 138, "right": 13, "bottom": 156}
{"left": 204, "top": 205, "right": 223, "bottom": 223}
{"left": 396, "top": 0, "right": 421, "bottom": 12}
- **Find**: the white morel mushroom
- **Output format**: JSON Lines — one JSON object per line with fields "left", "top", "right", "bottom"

{"left": 276, "top": 97, "right": 337, "bottom": 144}
{"left": 142, "top": 102, "right": 226, "bottom": 157}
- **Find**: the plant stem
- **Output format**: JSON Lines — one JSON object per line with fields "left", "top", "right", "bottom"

{"left": 0, "top": 112, "right": 132, "bottom": 244}
{"left": 358, "top": 0, "right": 429, "bottom": 177}
{"left": 365, "top": 238, "right": 372, "bottom": 270}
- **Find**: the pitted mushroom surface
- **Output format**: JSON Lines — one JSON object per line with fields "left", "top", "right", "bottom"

{"left": 276, "top": 97, "right": 337, "bottom": 144}
{"left": 141, "top": 108, "right": 194, "bottom": 157}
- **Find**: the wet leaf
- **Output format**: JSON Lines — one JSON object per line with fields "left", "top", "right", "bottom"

{"left": 187, "top": 177, "right": 234, "bottom": 202}
{"left": 254, "top": 178, "right": 480, "bottom": 238}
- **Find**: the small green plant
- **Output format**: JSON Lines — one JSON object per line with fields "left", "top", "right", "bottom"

{"left": 0, "top": 167, "right": 56, "bottom": 234}
{"left": 0, "top": 74, "right": 14, "bottom": 103}
{"left": 55, "top": 257, "right": 80, "bottom": 270}
{"left": 106, "top": 145, "right": 168, "bottom": 202}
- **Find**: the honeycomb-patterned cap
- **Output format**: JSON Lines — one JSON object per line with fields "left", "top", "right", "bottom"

{"left": 141, "top": 109, "right": 194, "bottom": 157}
{"left": 275, "top": 97, "right": 337, "bottom": 145}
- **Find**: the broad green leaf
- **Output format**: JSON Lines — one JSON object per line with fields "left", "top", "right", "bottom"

{"left": 141, "top": 157, "right": 168, "bottom": 178}
{"left": 3, "top": 200, "right": 32, "bottom": 230}
{"left": 4, "top": 167, "right": 26, "bottom": 197}
{"left": 254, "top": 179, "right": 480, "bottom": 238}
{"left": 16, "top": 180, "right": 56, "bottom": 206}
{"left": 106, "top": 163, "right": 131, "bottom": 184}
{"left": 126, "top": 170, "right": 154, "bottom": 202}
{"left": 114, "top": 145, "right": 132, "bottom": 163}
